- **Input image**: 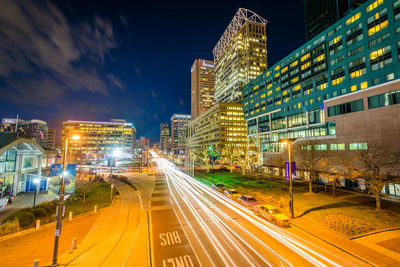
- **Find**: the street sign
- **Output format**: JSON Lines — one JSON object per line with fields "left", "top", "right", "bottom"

{"left": 285, "top": 162, "right": 296, "bottom": 181}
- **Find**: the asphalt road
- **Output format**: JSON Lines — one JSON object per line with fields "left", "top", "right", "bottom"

{"left": 155, "top": 158, "right": 370, "bottom": 267}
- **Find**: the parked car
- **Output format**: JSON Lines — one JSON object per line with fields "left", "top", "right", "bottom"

{"left": 254, "top": 204, "right": 291, "bottom": 227}
{"left": 224, "top": 189, "right": 240, "bottom": 199}
{"left": 212, "top": 183, "right": 226, "bottom": 191}
{"left": 237, "top": 195, "right": 260, "bottom": 207}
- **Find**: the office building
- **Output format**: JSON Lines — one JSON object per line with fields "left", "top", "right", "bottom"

{"left": 305, "top": 0, "right": 368, "bottom": 40}
{"left": 62, "top": 119, "right": 136, "bottom": 162}
{"left": 1, "top": 119, "right": 49, "bottom": 148}
{"left": 243, "top": 0, "right": 400, "bottom": 186}
{"left": 160, "top": 122, "right": 170, "bottom": 153}
{"left": 171, "top": 114, "right": 191, "bottom": 154}
{"left": 47, "top": 128, "right": 56, "bottom": 149}
{"left": 213, "top": 8, "right": 268, "bottom": 103}
{"left": 136, "top": 136, "right": 150, "bottom": 151}
{"left": 191, "top": 59, "right": 215, "bottom": 118}
{"left": 188, "top": 102, "right": 247, "bottom": 156}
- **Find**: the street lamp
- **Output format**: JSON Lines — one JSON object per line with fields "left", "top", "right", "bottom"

{"left": 32, "top": 178, "right": 40, "bottom": 207}
{"left": 52, "top": 134, "right": 80, "bottom": 266}
{"left": 110, "top": 149, "right": 122, "bottom": 179}
{"left": 281, "top": 139, "right": 294, "bottom": 219}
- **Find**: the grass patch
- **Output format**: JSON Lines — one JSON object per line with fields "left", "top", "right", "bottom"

{"left": 65, "top": 181, "right": 115, "bottom": 216}
{"left": 194, "top": 170, "right": 400, "bottom": 235}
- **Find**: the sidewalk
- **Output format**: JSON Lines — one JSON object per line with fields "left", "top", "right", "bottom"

{"left": 0, "top": 192, "right": 56, "bottom": 223}
{"left": 0, "top": 212, "right": 99, "bottom": 267}
{"left": 292, "top": 216, "right": 400, "bottom": 266}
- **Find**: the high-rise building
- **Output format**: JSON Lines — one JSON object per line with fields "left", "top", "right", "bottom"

{"left": 47, "top": 128, "right": 57, "bottom": 149}
{"left": 243, "top": 0, "right": 400, "bottom": 188}
{"left": 305, "top": 0, "right": 367, "bottom": 40}
{"left": 213, "top": 8, "right": 268, "bottom": 104}
{"left": 188, "top": 102, "right": 247, "bottom": 155}
{"left": 136, "top": 136, "right": 150, "bottom": 151}
{"left": 171, "top": 114, "right": 191, "bottom": 154}
{"left": 160, "top": 122, "right": 170, "bottom": 153}
{"left": 191, "top": 59, "right": 215, "bottom": 118}
{"left": 62, "top": 119, "right": 136, "bottom": 162}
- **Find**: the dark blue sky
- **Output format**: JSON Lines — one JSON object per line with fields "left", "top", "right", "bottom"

{"left": 0, "top": 0, "right": 305, "bottom": 143}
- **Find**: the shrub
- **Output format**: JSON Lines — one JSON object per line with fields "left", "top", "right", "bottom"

{"left": 37, "top": 201, "right": 56, "bottom": 214}
{"left": 0, "top": 220, "right": 20, "bottom": 236}
{"left": 32, "top": 207, "right": 47, "bottom": 218}
{"left": 16, "top": 211, "right": 35, "bottom": 228}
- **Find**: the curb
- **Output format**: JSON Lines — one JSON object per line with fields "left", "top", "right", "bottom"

{"left": 291, "top": 222, "right": 375, "bottom": 266}
{"left": 350, "top": 227, "right": 400, "bottom": 240}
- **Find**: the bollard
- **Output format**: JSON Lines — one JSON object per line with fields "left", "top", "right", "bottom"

{"left": 94, "top": 205, "right": 98, "bottom": 213}
{"left": 35, "top": 220, "right": 40, "bottom": 230}
{"left": 69, "top": 211, "right": 73, "bottom": 221}
{"left": 71, "top": 237, "right": 78, "bottom": 250}
{"left": 33, "top": 259, "right": 39, "bottom": 267}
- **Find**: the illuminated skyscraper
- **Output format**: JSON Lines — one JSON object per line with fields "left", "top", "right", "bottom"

{"left": 213, "top": 8, "right": 268, "bottom": 104}
{"left": 191, "top": 59, "right": 215, "bottom": 118}
{"left": 170, "top": 114, "right": 191, "bottom": 154}
{"left": 160, "top": 122, "right": 170, "bottom": 153}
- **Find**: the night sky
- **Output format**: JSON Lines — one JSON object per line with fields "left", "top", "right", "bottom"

{"left": 0, "top": 0, "right": 305, "bottom": 143}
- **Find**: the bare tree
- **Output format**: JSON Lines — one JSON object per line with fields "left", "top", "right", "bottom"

{"left": 353, "top": 142, "right": 399, "bottom": 212}
{"left": 292, "top": 140, "right": 329, "bottom": 193}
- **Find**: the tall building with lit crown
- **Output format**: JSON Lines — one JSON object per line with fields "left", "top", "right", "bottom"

{"left": 170, "top": 114, "right": 191, "bottom": 154}
{"left": 188, "top": 102, "right": 247, "bottom": 156}
{"left": 62, "top": 119, "right": 136, "bottom": 162}
{"left": 191, "top": 59, "right": 215, "bottom": 118}
{"left": 213, "top": 8, "right": 268, "bottom": 104}
{"left": 160, "top": 122, "right": 170, "bottom": 153}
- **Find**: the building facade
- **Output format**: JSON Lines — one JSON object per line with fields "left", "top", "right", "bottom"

{"left": 171, "top": 114, "right": 191, "bottom": 154}
{"left": 62, "top": 120, "right": 136, "bottom": 162}
{"left": 47, "top": 128, "right": 56, "bottom": 149}
{"left": 160, "top": 122, "right": 170, "bottom": 154}
{"left": 188, "top": 102, "right": 247, "bottom": 156}
{"left": 213, "top": 8, "right": 268, "bottom": 104}
{"left": 305, "top": 0, "right": 368, "bottom": 40}
{"left": 191, "top": 59, "right": 215, "bottom": 118}
{"left": 243, "top": 0, "right": 400, "bottom": 164}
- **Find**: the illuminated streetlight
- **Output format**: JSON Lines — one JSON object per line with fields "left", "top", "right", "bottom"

{"left": 52, "top": 134, "right": 80, "bottom": 266}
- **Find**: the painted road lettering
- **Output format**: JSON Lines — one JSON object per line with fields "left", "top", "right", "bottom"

{"left": 162, "top": 255, "right": 194, "bottom": 267}
{"left": 160, "top": 231, "right": 181, "bottom": 246}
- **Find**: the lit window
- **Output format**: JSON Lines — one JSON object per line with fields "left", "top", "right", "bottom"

{"left": 368, "top": 20, "right": 388, "bottom": 36}
{"left": 267, "top": 84, "right": 272, "bottom": 89}
{"left": 351, "top": 85, "right": 357, "bottom": 91}
{"left": 332, "top": 77, "right": 344, "bottom": 85}
{"left": 360, "top": 81, "right": 368, "bottom": 89}
{"left": 297, "top": 102, "right": 301, "bottom": 109}
{"left": 317, "top": 54, "right": 325, "bottom": 62}
{"left": 366, "top": 0, "right": 384, "bottom": 13}
{"left": 301, "top": 61, "right": 311, "bottom": 70}
{"left": 346, "top": 12, "right": 361, "bottom": 25}
{"left": 281, "top": 66, "right": 288, "bottom": 73}
{"left": 291, "top": 77, "right": 299, "bottom": 83}
{"left": 274, "top": 65, "right": 280, "bottom": 71}
{"left": 276, "top": 87, "right": 280, "bottom": 92}
{"left": 333, "top": 36, "right": 341, "bottom": 44}
{"left": 293, "top": 84, "right": 301, "bottom": 91}
{"left": 261, "top": 94, "right": 266, "bottom": 98}
{"left": 350, "top": 69, "right": 365, "bottom": 79}
{"left": 290, "top": 60, "right": 298, "bottom": 67}
{"left": 300, "top": 53, "right": 310, "bottom": 62}
{"left": 267, "top": 90, "right": 273, "bottom": 96}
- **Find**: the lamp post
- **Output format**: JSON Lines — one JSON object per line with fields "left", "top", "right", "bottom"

{"left": 281, "top": 139, "right": 294, "bottom": 219}
{"left": 32, "top": 178, "right": 40, "bottom": 207}
{"left": 52, "top": 134, "right": 80, "bottom": 266}
{"left": 110, "top": 149, "right": 122, "bottom": 180}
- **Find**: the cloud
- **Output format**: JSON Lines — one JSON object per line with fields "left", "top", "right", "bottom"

{"left": 134, "top": 67, "right": 142, "bottom": 76}
{"left": 107, "top": 74, "right": 125, "bottom": 91}
{"left": 179, "top": 98, "right": 185, "bottom": 106}
{"left": 151, "top": 90, "right": 157, "bottom": 99}
{"left": 0, "top": 0, "right": 118, "bottom": 107}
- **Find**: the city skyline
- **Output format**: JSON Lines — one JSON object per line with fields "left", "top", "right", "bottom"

{"left": 0, "top": 0, "right": 306, "bottom": 142}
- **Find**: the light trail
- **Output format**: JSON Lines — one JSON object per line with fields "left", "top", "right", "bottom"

{"left": 153, "top": 156, "right": 362, "bottom": 267}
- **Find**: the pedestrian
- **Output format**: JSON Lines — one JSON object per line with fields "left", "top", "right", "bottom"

{"left": 8, "top": 196, "right": 12, "bottom": 204}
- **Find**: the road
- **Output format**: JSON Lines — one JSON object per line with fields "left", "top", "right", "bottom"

{"left": 154, "top": 157, "right": 370, "bottom": 267}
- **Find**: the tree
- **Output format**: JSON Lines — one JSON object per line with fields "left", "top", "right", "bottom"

{"left": 353, "top": 142, "right": 399, "bottom": 212}
{"left": 196, "top": 146, "right": 210, "bottom": 172}
{"left": 293, "top": 140, "right": 329, "bottom": 193}
{"left": 222, "top": 144, "right": 237, "bottom": 173}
